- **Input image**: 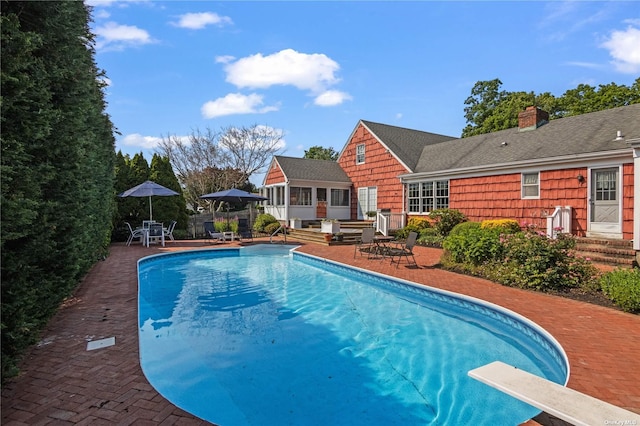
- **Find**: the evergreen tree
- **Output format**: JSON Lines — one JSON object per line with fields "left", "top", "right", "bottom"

{"left": 1, "top": 1, "right": 116, "bottom": 380}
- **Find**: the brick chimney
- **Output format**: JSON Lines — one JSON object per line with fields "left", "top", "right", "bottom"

{"left": 518, "top": 106, "right": 549, "bottom": 131}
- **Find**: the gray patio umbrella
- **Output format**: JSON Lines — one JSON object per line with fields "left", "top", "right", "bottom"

{"left": 199, "top": 188, "right": 268, "bottom": 224}
{"left": 118, "top": 180, "right": 179, "bottom": 221}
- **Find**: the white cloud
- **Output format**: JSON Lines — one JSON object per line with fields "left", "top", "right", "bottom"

{"left": 121, "top": 133, "right": 162, "bottom": 150}
{"left": 600, "top": 25, "right": 640, "bottom": 73}
{"left": 94, "top": 21, "right": 155, "bottom": 51}
{"left": 171, "top": 12, "right": 232, "bottom": 29}
{"left": 223, "top": 48, "right": 342, "bottom": 93}
{"left": 201, "top": 93, "right": 279, "bottom": 118}
{"left": 313, "top": 90, "right": 352, "bottom": 106}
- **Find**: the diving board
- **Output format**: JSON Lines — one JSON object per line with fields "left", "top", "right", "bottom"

{"left": 469, "top": 361, "right": 640, "bottom": 426}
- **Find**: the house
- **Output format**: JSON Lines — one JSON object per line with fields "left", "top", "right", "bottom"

{"left": 262, "top": 104, "right": 640, "bottom": 253}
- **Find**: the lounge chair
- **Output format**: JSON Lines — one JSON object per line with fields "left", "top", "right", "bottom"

{"left": 203, "top": 221, "right": 224, "bottom": 244}
{"left": 386, "top": 231, "right": 418, "bottom": 268}
{"left": 237, "top": 218, "right": 253, "bottom": 242}
{"left": 354, "top": 227, "right": 376, "bottom": 258}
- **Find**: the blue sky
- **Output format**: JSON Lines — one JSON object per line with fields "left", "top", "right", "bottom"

{"left": 88, "top": 1, "right": 640, "bottom": 184}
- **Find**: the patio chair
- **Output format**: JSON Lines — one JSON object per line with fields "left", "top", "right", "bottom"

{"left": 203, "top": 221, "right": 224, "bottom": 244}
{"left": 125, "top": 222, "right": 145, "bottom": 246}
{"left": 164, "top": 220, "right": 177, "bottom": 242}
{"left": 387, "top": 231, "right": 418, "bottom": 268}
{"left": 237, "top": 218, "right": 253, "bottom": 242}
{"left": 354, "top": 227, "right": 376, "bottom": 258}
{"left": 148, "top": 222, "right": 165, "bottom": 247}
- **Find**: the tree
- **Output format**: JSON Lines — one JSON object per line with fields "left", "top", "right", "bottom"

{"left": 304, "top": 145, "right": 339, "bottom": 160}
{"left": 461, "top": 78, "right": 640, "bottom": 137}
{"left": 157, "top": 124, "right": 284, "bottom": 211}
{"left": 1, "top": 1, "right": 116, "bottom": 380}
{"left": 149, "top": 154, "right": 188, "bottom": 228}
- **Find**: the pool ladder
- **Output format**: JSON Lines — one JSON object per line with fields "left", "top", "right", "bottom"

{"left": 270, "top": 225, "right": 287, "bottom": 244}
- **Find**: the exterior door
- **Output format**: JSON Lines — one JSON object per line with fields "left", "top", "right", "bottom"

{"left": 589, "top": 167, "right": 622, "bottom": 237}
{"left": 357, "top": 187, "right": 377, "bottom": 219}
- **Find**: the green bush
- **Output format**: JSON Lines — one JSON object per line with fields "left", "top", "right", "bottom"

{"left": 443, "top": 224, "right": 503, "bottom": 266}
{"left": 396, "top": 217, "right": 432, "bottom": 239}
{"left": 428, "top": 208, "right": 467, "bottom": 237}
{"left": 600, "top": 268, "right": 640, "bottom": 313}
{"left": 264, "top": 222, "right": 282, "bottom": 235}
{"left": 253, "top": 213, "right": 278, "bottom": 232}
{"left": 496, "top": 230, "right": 597, "bottom": 291}
{"left": 416, "top": 227, "right": 444, "bottom": 247}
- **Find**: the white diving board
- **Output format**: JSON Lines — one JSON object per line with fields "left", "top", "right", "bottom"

{"left": 468, "top": 361, "right": 640, "bottom": 426}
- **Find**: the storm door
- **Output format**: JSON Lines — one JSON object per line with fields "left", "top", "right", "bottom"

{"left": 589, "top": 167, "right": 622, "bottom": 237}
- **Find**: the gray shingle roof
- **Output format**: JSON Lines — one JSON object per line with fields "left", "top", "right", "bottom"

{"left": 274, "top": 155, "right": 351, "bottom": 183}
{"left": 360, "top": 120, "right": 457, "bottom": 171}
{"left": 414, "top": 104, "right": 640, "bottom": 174}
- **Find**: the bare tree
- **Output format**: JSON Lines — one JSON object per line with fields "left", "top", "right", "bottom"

{"left": 156, "top": 124, "right": 284, "bottom": 212}
{"left": 219, "top": 124, "right": 285, "bottom": 184}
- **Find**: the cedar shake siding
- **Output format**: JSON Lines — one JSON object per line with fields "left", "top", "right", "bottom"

{"left": 338, "top": 124, "right": 409, "bottom": 219}
{"left": 622, "top": 163, "right": 635, "bottom": 241}
{"left": 265, "top": 161, "right": 285, "bottom": 185}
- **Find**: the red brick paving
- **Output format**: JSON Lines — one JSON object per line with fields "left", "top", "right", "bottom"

{"left": 2, "top": 237, "right": 639, "bottom": 425}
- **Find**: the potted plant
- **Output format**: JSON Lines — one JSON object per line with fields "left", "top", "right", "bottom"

{"left": 335, "top": 232, "right": 344, "bottom": 242}
{"left": 366, "top": 211, "right": 377, "bottom": 220}
{"left": 323, "top": 233, "right": 333, "bottom": 242}
{"left": 321, "top": 219, "right": 340, "bottom": 233}
{"left": 290, "top": 218, "right": 302, "bottom": 229}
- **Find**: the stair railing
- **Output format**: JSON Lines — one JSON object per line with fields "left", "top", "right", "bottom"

{"left": 546, "top": 206, "right": 572, "bottom": 239}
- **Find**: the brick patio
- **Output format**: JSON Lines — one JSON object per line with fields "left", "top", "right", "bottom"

{"left": 2, "top": 237, "right": 639, "bottom": 425}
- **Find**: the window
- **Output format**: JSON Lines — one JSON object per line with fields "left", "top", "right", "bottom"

{"left": 356, "top": 144, "right": 365, "bottom": 164}
{"left": 274, "top": 186, "right": 285, "bottom": 205}
{"left": 331, "top": 189, "right": 350, "bottom": 206}
{"left": 407, "top": 181, "right": 449, "bottom": 213}
{"left": 522, "top": 173, "right": 539, "bottom": 198}
{"left": 290, "top": 187, "right": 312, "bottom": 205}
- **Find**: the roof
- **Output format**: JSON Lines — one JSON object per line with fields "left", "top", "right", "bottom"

{"left": 413, "top": 104, "right": 640, "bottom": 175}
{"left": 273, "top": 155, "right": 351, "bottom": 183}
{"left": 360, "top": 120, "right": 457, "bottom": 171}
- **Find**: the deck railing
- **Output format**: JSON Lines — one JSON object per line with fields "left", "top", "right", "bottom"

{"left": 376, "top": 212, "right": 406, "bottom": 236}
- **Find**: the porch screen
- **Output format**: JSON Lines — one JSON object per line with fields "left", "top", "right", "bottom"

{"left": 290, "top": 187, "right": 312, "bottom": 205}
{"left": 331, "top": 189, "right": 349, "bottom": 206}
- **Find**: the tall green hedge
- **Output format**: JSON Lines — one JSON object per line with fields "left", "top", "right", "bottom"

{"left": 1, "top": 1, "right": 116, "bottom": 380}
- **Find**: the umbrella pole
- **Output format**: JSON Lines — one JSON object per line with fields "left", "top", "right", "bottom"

{"left": 149, "top": 195, "right": 153, "bottom": 221}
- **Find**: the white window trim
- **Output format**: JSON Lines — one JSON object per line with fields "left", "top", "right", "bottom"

{"left": 521, "top": 172, "right": 540, "bottom": 199}
{"left": 356, "top": 144, "right": 365, "bottom": 165}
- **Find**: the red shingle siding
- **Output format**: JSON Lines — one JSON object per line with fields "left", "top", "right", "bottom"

{"left": 450, "top": 169, "right": 590, "bottom": 234}
{"left": 265, "top": 162, "right": 285, "bottom": 185}
{"left": 339, "top": 124, "right": 409, "bottom": 219}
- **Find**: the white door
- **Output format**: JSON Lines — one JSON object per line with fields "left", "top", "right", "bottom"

{"left": 588, "top": 167, "right": 622, "bottom": 237}
{"left": 357, "top": 187, "right": 377, "bottom": 219}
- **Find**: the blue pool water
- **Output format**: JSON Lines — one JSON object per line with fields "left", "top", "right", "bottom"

{"left": 138, "top": 245, "right": 568, "bottom": 425}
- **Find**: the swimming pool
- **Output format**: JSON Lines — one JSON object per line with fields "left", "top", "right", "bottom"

{"left": 138, "top": 244, "right": 569, "bottom": 425}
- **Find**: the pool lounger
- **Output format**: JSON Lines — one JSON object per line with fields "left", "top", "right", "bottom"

{"left": 468, "top": 361, "right": 640, "bottom": 426}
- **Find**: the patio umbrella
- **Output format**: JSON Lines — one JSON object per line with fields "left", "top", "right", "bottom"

{"left": 118, "top": 180, "right": 179, "bottom": 221}
{"left": 199, "top": 188, "right": 268, "bottom": 224}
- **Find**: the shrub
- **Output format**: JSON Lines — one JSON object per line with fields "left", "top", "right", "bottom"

{"left": 396, "top": 216, "right": 432, "bottom": 239}
{"left": 428, "top": 208, "right": 467, "bottom": 237}
{"left": 264, "top": 222, "right": 282, "bottom": 235}
{"left": 498, "top": 230, "right": 597, "bottom": 291}
{"left": 481, "top": 219, "right": 521, "bottom": 234}
{"left": 599, "top": 268, "right": 640, "bottom": 313}
{"left": 443, "top": 224, "right": 503, "bottom": 266}
{"left": 214, "top": 217, "right": 229, "bottom": 232}
{"left": 253, "top": 213, "right": 278, "bottom": 232}
{"left": 417, "top": 227, "right": 443, "bottom": 247}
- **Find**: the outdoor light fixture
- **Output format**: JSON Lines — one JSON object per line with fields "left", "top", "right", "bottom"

{"left": 577, "top": 174, "right": 585, "bottom": 183}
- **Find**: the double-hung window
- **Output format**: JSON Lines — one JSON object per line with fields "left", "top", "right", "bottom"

{"left": 356, "top": 144, "right": 365, "bottom": 164}
{"left": 521, "top": 172, "right": 539, "bottom": 198}
{"left": 408, "top": 181, "right": 449, "bottom": 213}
